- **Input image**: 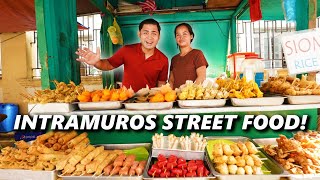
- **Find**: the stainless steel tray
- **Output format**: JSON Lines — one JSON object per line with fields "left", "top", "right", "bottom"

{"left": 0, "top": 169, "right": 56, "bottom": 180}
{"left": 205, "top": 136, "right": 288, "bottom": 180}
{"left": 124, "top": 102, "right": 173, "bottom": 110}
{"left": 253, "top": 138, "right": 320, "bottom": 179}
{"left": 177, "top": 99, "right": 226, "bottom": 108}
{"left": 58, "top": 143, "right": 151, "bottom": 180}
{"left": 143, "top": 150, "right": 214, "bottom": 179}
{"left": 231, "top": 96, "right": 285, "bottom": 106}
{"left": 253, "top": 138, "right": 277, "bottom": 146}
{"left": 152, "top": 136, "right": 205, "bottom": 160}
{"left": 77, "top": 101, "right": 122, "bottom": 110}
{"left": 152, "top": 148, "right": 205, "bottom": 161}
{"left": 286, "top": 95, "right": 320, "bottom": 104}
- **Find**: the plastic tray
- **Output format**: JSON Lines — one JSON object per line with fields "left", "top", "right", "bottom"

{"left": 77, "top": 101, "right": 122, "bottom": 110}
{"left": 286, "top": 95, "right": 320, "bottom": 104}
{"left": 231, "top": 96, "right": 285, "bottom": 106}
{"left": 177, "top": 99, "right": 226, "bottom": 108}
{"left": 58, "top": 143, "right": 151, "bottom": 180}
{"left": 28, "top": 103, "right": 76, "bottom": 114}
{"left": 124, "top": 102, "right": 173, "bottom": 110}
{"left": 205, "top": 136, "right": 288, "bottom": 180}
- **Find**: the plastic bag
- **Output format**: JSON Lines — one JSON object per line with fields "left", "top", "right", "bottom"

{"left": 107, "top": 18, "right": 124, "bottom": 45}
{"left": 282, "top": 0, "right": 296, "bottom": 21}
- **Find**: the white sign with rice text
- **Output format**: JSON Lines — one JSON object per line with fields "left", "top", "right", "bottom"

{"left": 281, "top": 29, "right": 320, "bottom": 74}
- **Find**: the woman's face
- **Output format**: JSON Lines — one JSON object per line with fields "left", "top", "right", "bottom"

{"left": 175, "top": 25, "right": 193, "bottom": 48}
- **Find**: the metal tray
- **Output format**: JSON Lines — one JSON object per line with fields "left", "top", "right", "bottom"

{"left": 286, "top": 95, "right": 320, "bottom": 104}
{"left": 177, "top": 99, "right": 226, "bottom": 108}
{"left": 231, "top": 96, "right": 285, "bottom": 106}
{"left": 152, "top": 136, "right": 205, "bottom": 160}
{"left": 0, "top": 169, "right": 56, "bottom": 180}
{"left": 253, "top": 138, "right": 320, "bottom": 179}
{"left": 77, "top": 101, "right": 122, "bottom": 110}
{"left": 253, "top": 138, "right": 277, "bottom": 146}
{"left": 143, "top": 150, "right": 214, "bottom": 179}
{"left": 28, "top": 103, "right": 77, "bottom": 114}
{"left": 205, "top": 136, "right": 288, "bottom": 180}
{"left": 124, "top": 102, "right": 173, "bottom": 110}
{"left": 58, "top": 143, "right": 151, "bottom": 180}
{"left": 152, "top": 148, "right": 205, "bottom": 161}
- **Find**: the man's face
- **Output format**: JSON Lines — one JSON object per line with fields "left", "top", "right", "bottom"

{"left": 138, "top": 24, "right": 160, "bottom": 50}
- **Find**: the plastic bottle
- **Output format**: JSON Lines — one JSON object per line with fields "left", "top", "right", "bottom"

{"left": 240, "top": 57, "right": 265, "bottom": 86}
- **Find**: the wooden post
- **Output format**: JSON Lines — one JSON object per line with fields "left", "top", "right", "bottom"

{"left": 307, "top": 0, "right": 317, "bottom": 81}
{"left": 309, "top": 0, "right": 317, "bottom": 29}
{"left": 35, "top": 0, "right": 80, "bottom": 89}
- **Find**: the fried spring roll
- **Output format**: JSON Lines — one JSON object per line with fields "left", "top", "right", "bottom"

{"left": 67, "top": 132, "right": 88, "bottom": 148}
{"left": 47, "top": 137, "right": 57, "bottom": 145}
{"left": 58, "top": 131, "right": 77, "bottom": 145}
{"left": 73, "top": 138, "right": 89, "bottom": 150}
{"left": 35, "top": 131, "right": 54, "bottom": 144}
{"left": 52, "top": 143, "right": 62, "bottom": 151}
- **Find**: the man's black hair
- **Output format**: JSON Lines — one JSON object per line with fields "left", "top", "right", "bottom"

{"left": 139, "top": 19, "right": 161, "bottom": 34}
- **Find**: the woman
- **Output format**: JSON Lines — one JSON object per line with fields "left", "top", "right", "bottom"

{"left": 169, "top": 23, "right": 208, "bottom": 89}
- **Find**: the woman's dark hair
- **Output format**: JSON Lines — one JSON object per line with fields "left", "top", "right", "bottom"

{"left": 174, "top": 23, "right": 194, "bottom": 42}
{"left": 139, "top": 19, "right": 161, "bottom": 34}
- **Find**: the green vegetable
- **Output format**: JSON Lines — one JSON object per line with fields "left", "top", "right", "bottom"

{"left": 124, "top": 146, "right": 149, "bottom": 161}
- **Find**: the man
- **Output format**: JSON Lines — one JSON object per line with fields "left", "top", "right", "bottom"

{"left": 76, "top": 19, "right": 168, "bottom": 92}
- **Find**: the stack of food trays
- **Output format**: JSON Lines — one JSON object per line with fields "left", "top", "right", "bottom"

{"left": 254, "top": 131, "right": 320, "bottom": 180}
{"left": 58, "top": 143, "right": 150, "bottom": 180}
{"left": 205, "top": 136, "right": 287, "bottom": 180}
{"left": 261, "top": 75, "right": 320, "bottom": 105}
{"left": 144, "top": 133, "right": 212, "bottom": 179}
